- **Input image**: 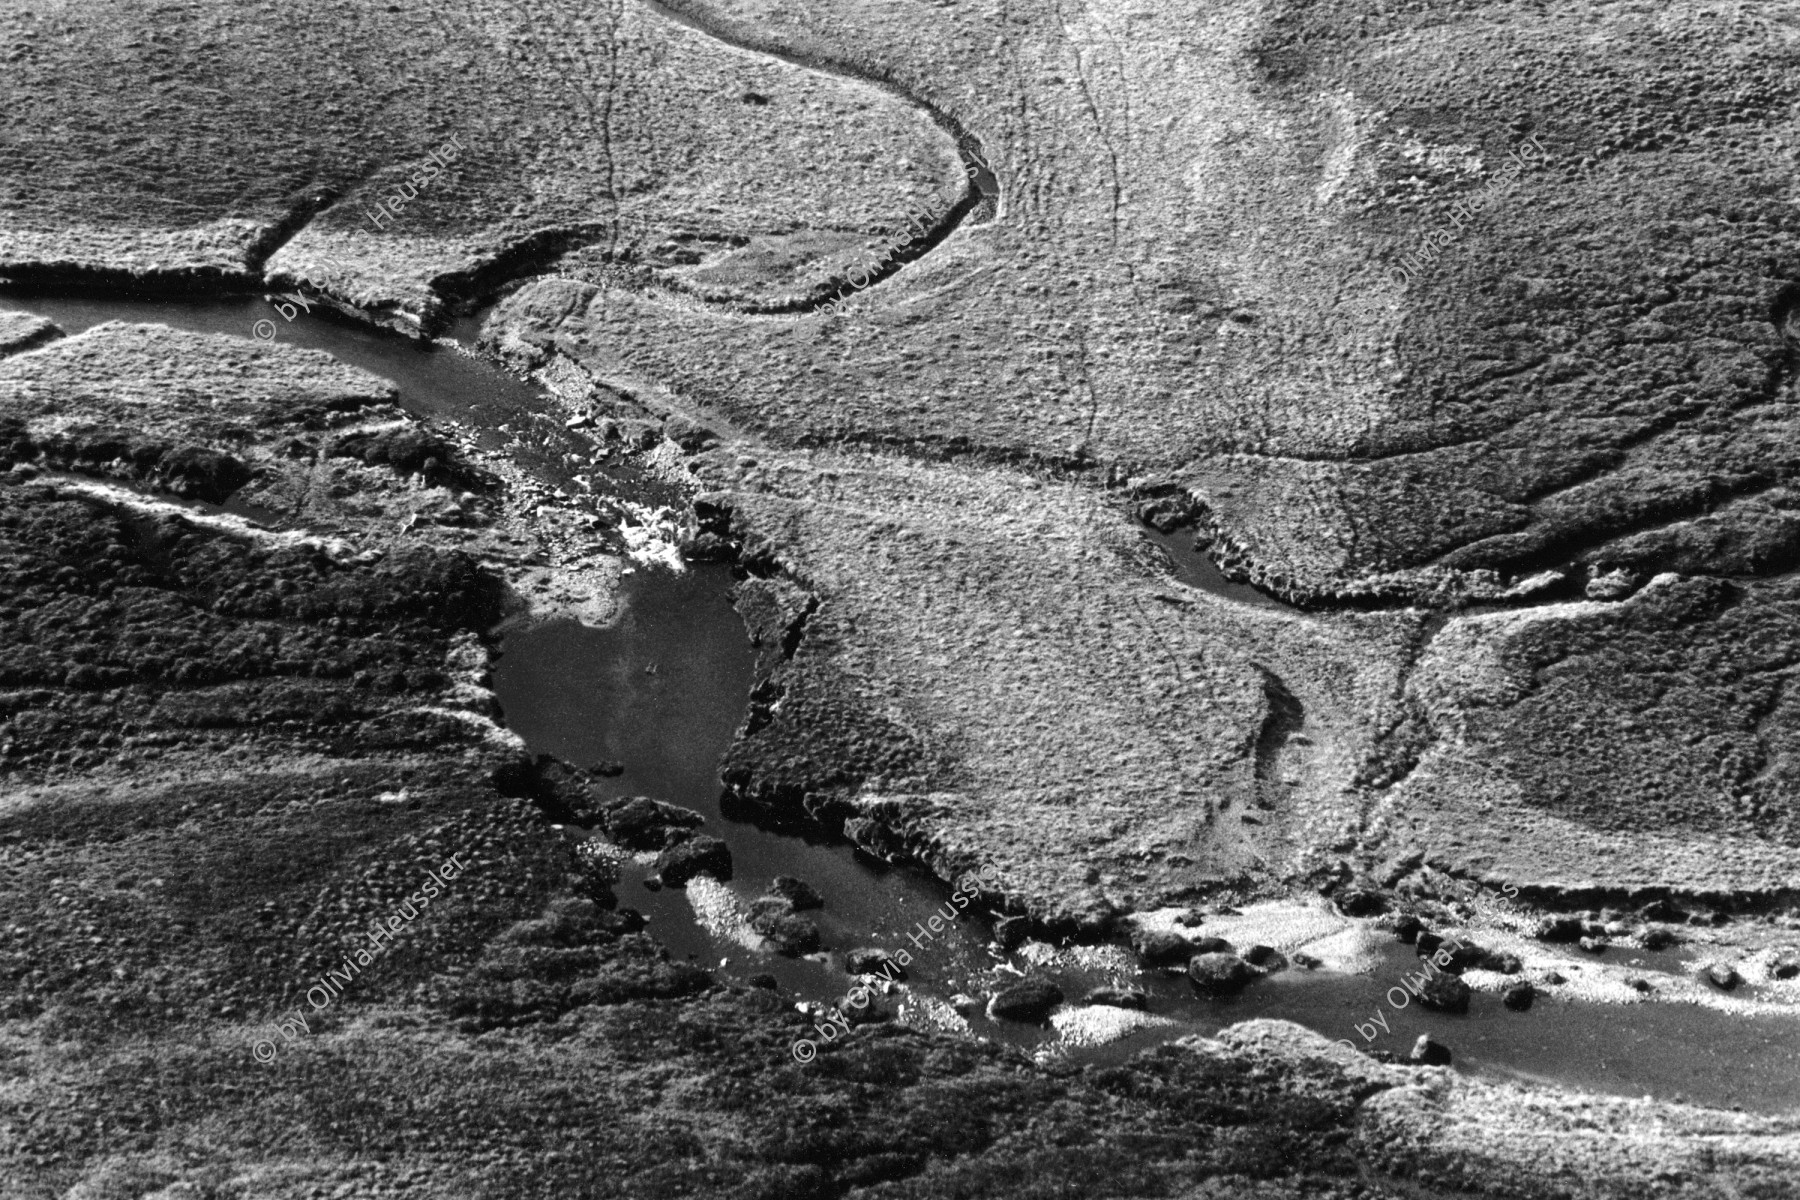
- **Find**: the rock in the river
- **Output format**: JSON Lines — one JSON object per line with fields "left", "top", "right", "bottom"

{"left": 1537, "top": 916, "right": 1587, "bottom": 944}
{"left": 603, "top": 796, "right": 706, "bottom": 851}
{"left": 654, "top": 835, "right": 733, "bottom": 886}
{"left": 1131, "top": 927, "right": 1198, "bottom": 967}
{"left": 1705, "top": 962, "right": 1742, "bottom": 991}
{"left": 1479, "top": 950, "right": 1523, "bottom": 975}
{"left": 770, "top": 875, "right": 824, "bottom": 911}
{"left": 753, "top": 910, "right": 821, "bottom": 956}
{"left": 1335, "top": 887, "right": 1388, "bottom": 917}
{"left": 1412, "top": 971, "right": 1472, "bottom": 1014}
{"left": 1642, "top": 927, "right": 1681, "bottom": 951}
{"left": 846, "top": 947, "right": 906, "bottom": 979}
{"left": 1416, "top": 932, "right": 1492, "bottom": 971}
{"left": 1409, "top": 1035, "right": 1453, "bottom": 1067}
{"left": 1188, "top": 952, "right": 1257, "bottom": 996}
{"left": 986, "top": 979, "right": 1064, "bottom": 1023}
{"left": 748, "top": 896, "right": 820, "bottom": 954}
{"left": 1772, "top": 950, "right": 1800, "bottom": 980}
{"left": 1082, "top": 986, "right": 1148, "bottom": 1010}
{"left": 1243, "top": 945, "right": 1287, "bottom": 972}
{"left": 1190, "top": 935, "right": 1234, "bottom": 955}
{"left": 1502, "top": 982, "right": 1536, "bottom": 1011}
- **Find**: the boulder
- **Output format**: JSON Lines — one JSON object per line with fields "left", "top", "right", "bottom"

{"left": 1578, "top": 936, "right": 1608, "bottom": 955}
{"left": 1502, "top": 981, "right": 1536, "bottom": 1011}
{"left": 1408, "top": 1035, "right": 1453, "bottom": 1066}
{"left": 1082, "top": 986, "right": 1148, "bottom": 1010}
{"left": 1188, "top": 952, "right": 1257, "bottom": 996}
{"left": 602, "top": 796, "right": 705, "bottom": 851}
{"left": 986, "top": 979, "right": 1064, "bottom": 1023}
{"left": 1478, "top": 950, "right": 1522, "bottom": 975}
{"left": 1411, "top": 971, "right": 1472, "bottom": 1014}
{"left": 1418, "top": 934, "right": 1489, "bottom": 970}
{"left": 1131, "top": 927, "right": 1197, "bottom": 967}
{"left": 770, "top": 875, "right": 824, "bottom": 911}
{"left": 1190, "top": 935, "right": 1234, "bottom": 955}
{"left": 846, "top": 947, "right": 906, "bottom": 979}
{"left": 752, "top": 909, "right": 821, "bottom": 956}
{"left": 1641, "top": 927, "right": 1680, "bottom": 951}
{"left": 654, "top": 835, "right": 732, "bottom": 886}
{"left": 1392, "top": 914, "right": 1424, "bottom": 944}
{"left": 1537, "top": 915, "right": 1586, "bottom": 943}
{"left": 1705, "top": 962, "right": 1742, "bottom": 991}
{"left": 1243, "top": 944, "right": 1287, "bottom": 972}
{"left": 1772, "top": 950, "right": 1800, "bottom": 981}
{"left": 1334, "top": 887, "right": 1388, "bottom": 917}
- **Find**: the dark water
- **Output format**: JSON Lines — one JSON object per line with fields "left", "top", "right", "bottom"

{"left": 489, "top": 567, "right": 1007, "bottom": 1011}
{"left": 1143, "top": 524, "right": 1294, "bottom": 611}
{"left": 1094, "top": 943, "right": 1800, "bottom": 1112}
{"left": 5, "top": 292, "right": 537, "bottom": 426}
{"left": 0, "top": 289, "right": 636, "bottom": 498}
{"left": 490, "top": 565, "right": 1800, "bottom": 1113}
{"left": 6, "top": 290, "right": 1799, "bottom": 1113}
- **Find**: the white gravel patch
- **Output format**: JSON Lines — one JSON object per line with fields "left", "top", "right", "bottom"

{"left": 684, "top": 875, "right": 768, "bottom": 952}
{"left": 897, "top": 990, "right": 974, "bottom": 1037}
{"left": 1299, "top": 924, "right": 1387, "bottom": 974}
{"left": 1050, "top": 1003, "right": 1178, "bottom": 1048}
{"left": 1133, "top": 899, "right": 1367, "bottom": 968}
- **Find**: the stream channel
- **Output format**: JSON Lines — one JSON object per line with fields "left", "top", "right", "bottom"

{"left": 4, "top": 289, "right": 1798, "bottom": 1114}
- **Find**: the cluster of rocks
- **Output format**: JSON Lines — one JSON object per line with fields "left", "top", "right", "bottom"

{"left": 748, "top": 876, "right": 824, "bottom": 956}
{"left": 1534, "top": 903, "right": 1698, "bottom": 953}
{"left": 586, "top": 794, "right": 737, "bottom": 889}
{"left": 1129, "top": 926, "right": 1288, "bottom": 998}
